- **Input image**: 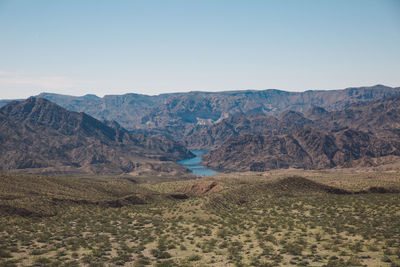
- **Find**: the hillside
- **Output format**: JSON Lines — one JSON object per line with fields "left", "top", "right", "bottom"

{"left": 141, "top": 85, "right": 400, "bottom": 141}
{"left": 0, "top": 173, "right": 166, "bottom": 217}
{"left": 1, "top": 171, "right": 399, "bottom": 266}
{"left": 1, "top": 85, "right": 398, "bottom": 136}
{"left": 311, "top": 95, "right": 400, "bottom": 141}
{"left": 34, "top": 92, "right": 173, "bottom": 130}
{"left": 185, "top": 95, "right": 400, "bottom": 149}
{"left": 185, "top": 111, "right": 315, "bottom": 149}
{"left": 203, "top": 127, "right": 400, "bottom": 172}
{"left": 1, "top": 86, "right": 400, "bottom": 174}
{"left": 0, "top": 98, "right": 193, "bottom": 175}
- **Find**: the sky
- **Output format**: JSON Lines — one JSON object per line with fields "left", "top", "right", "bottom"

{"left": 0, "top": 0, "right": 399, "bottom": 99}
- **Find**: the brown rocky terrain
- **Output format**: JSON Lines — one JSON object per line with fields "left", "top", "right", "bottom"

{"left": 177, "top": 181, "right": 223, "bottom": 195}
{"left": 140, "top": 84, "right": 400, "bottom": 141}
{"left": 311, "top": 95, "right": 400, "bottom": 141}
{"left": 189, "top": 94, "right": 400, "bottom": 149}
{"left": 0, "top": 98, "right": 193, "bottom": 175}
{"left": 200, "top": 95, "right": 400, "bottom": 172}
{"left": 34, "top": 92, "right": 173, "bottom": 130}
{"left": 1, "top": 85, "right": 400, "bottom": 175}
{"left": 1, "top": 85, "right": 398, "bottom": 140}
{"left": 203, "top": 127, "right": 400, "bottom": 172}
{"left": 185, "top": 111, "right": 315, "bottom": 149}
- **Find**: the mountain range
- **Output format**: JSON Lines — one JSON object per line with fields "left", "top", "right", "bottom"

{"left": 203, "top": 95, "right": 400, "bottom": 171}
{"left": 1, "top": 84, "right": 400, "bottom": 174}
{"left": 0, "top": 98, "right": 192, "bottom": 175}
{"left": 1, "top": 84, "right": 399, "bottom": 145}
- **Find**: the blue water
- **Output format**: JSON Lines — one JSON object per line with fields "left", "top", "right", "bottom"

{"left": 178, "top": 150, "right": 218, "bottom": 176}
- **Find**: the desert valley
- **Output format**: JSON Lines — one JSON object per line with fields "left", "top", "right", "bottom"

{"left": 1, "top": 1, "right": 399, "bottom": 266}
{"left": 1, "top": 85, "right": 400, "bottom": 266}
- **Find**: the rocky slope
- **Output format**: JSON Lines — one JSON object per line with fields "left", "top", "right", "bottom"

{"left": 2, "top": 85, "right": 400, "bottom": 174}
{"left": 203, "top": 127, "right": 400, "bottom": 172}
{"left": 0, "top": 98, "right": 193, "bottom": 175}
{"left": 140, "top": 84, "right": 400, "bottom": 140}
{"left": 189, "top": 95, "right": 400, "bottom": 149}
{"left": 202, "top": 96, "right": 400, "bottom": 172}
{"left": 34, "top": 92, "right": 173, "bottom": 130}
{"left": 310, "top": 95, "right": 400, "bottom": 141}
{"left": 1, "top": 85, "right": 398, "bottom": 136}
{"left": 185, "top": 111, "right": 315, "bottom": 149}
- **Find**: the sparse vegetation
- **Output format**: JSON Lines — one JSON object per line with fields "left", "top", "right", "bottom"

{"left": 1, "top": 171, "right": 399, "bottom": 266}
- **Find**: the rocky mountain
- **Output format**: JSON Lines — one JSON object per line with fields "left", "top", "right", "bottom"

{"left": 140, "top": 85, "right": 400, "bottom": 143}
{"left": 310, "top": 95, "right": 400, "bottom": 141}
{"left": 188, "top": 94, "right": 400, "bottom": 149}
{"left": 202, "top": 96, "right": 400, "bottom": 172}
{"left": 34, "top": 92, "right": 174, "bottom": 130}
{"left": 185, "top": 111, "right": 315, "bottom": 149}
{"left": 1, "top": 85, "right": 398, "bottom": 137}
{"left": 1, "top": 85, "right": 400, "bottom": 174}
{"left": 0, "top": 98, "right": 193, "bottom": 175}
{"left": 203, "top": 127, "right": 400, "bottom": 172}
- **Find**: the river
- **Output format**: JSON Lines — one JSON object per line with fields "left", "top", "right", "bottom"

{"left": 177, "top": 150, "right": 218, "bottom": 176}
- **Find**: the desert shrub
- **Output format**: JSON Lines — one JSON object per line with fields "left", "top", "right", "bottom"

{"left": 134, "top": 258, "right": 151, "bottom": 266}
{"left": 0, "top": 249, "right": 12, "bottom": 258}
{"left": 187, "top": 254, "right": 202, "bottom": 261}
{"left": 151, "top": 249, "right": 171, "bottom": 259}
{"left": 283, "top": 242, "right": 303, "bottom": 255}
{"left": 155, "top": 260, "right": 175, "bottom": 267}
{"left": 228, "top": 241, "right": 243, "bottom": 261}
{"left": 33, "top": 256, "right": 52, "bottom": 266}
{"left": 0, "top": 261, "right": 18, "bottom": 267}
{"left": 346, "top": 256, "right": 363, "bottom": 266}
{"left": 381, "top": 255, "right": 392, "bottom": 263}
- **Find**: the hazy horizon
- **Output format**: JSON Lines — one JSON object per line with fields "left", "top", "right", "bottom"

{"left": 0, "top": 83, "right": 397, "bottom": 101}
{"left": 1, "top": 0, "right": 400, "bottom": 99}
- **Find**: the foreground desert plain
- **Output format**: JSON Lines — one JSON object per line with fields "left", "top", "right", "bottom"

{"left": 1, "top": 167, "right": 399, "bottom": 267}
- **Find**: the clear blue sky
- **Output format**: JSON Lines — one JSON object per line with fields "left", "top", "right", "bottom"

{"left": 0, "top": 0, "right": 399, "bottom": 99}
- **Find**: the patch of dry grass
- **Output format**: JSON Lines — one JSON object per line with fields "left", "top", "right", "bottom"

{"left": 1, "top": 170, "right": 399, "bottom": 266}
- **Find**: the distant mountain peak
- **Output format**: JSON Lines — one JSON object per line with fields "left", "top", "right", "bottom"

{"left": 83, "top": 94, "right": 100, "bottom": 99}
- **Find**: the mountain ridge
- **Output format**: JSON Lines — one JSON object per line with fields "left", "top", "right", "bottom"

{"left": 1, "top": 85, "right": 398, "bottom": 135}
{"left": 203, "top": 127, "right": 400, "bottom": 172}
{"left": 0, "top": 97, "right": 193, "bottom": 175}
{"left": 202, "top": 95, "right": 400, "bottom": 172}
